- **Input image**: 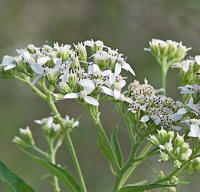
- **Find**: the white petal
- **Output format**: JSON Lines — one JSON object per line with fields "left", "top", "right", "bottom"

{"left": 31, "top": 63, "right": 44, "bottom": 74}
{"left": 37, "top": 56, "right": 50, "bottom": 65}
{"left": 195, "top": 55, "right": 200, "bottom": 65}
{"left": 64, "top": 93, "right": 79, "bottom": 99}
{"left": 4, "top": 64, "right": 16, "bottom": 71}
{"left": 189, "top": 124, "right": 200, "bottom": 138}
{"left": 84, "top": 96, "right": 99, "bottom": 106}
{"left": 124, "top": 97, "right": 133, "bottom": 104}
{"left": 177, "top": 108, "right": 187, "bottom": 115}
{"left": 79, "top": 79, "right": 95, "bottom": 94}
{"left": 151, "top": 115, "right": 161, "bottom": 125}
{"left": 140, "top": 115, "right": 150, "bottom": 123}
{"left": 140, "top": 104, "right": 147, "bottom": 111}
{"left": 34, "top": 120, "right": 42, "bottom": 124}
{"left": 114, "top": 89, "right": 121, "bottom": 99}
{"left": 123, "top": 63, "right": 135, "bottom": 76}
{"left": 84, "top": 40, "right": 94, "bottom": 47}
{"left": 170, "top": 125, "right": 182, "bottom": 131}
{"left": 2, "top": 56, "right": 14, "bottom": 65}
{"left": 102, "top": 70, "right": 111, "bottom": 76}
{"left": 118, "top": 80, "right": 126, "bottom": 89}
{"left": 32, "top": 75, "right": 42, "bottom": 85}
{"left": 61, "top": 70, "right": 69, "bottom": 83}
{"left": 115, "top": 63, "right": 121, "bottom": 76}
{"left": 101, "top": 86, "right": 113, "bottom": 96}
{"left": 22, "top": 51, "right": 32, "bottom": 61}
{"left": 109, "top": 73, "right": 116, "bottom": 85}
{"left": 169, "top": 113, "right": 182, "bottom": 122}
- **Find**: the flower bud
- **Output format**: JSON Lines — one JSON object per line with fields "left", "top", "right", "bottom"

{"left": 167, "top": 187, "right": 176, "bottom": 192}
{"left": 53, "top": 93, "right": 64, "bottom": 101}
{"left": 174, "top": 133, "right": 184, "bottom": 147}
{"left": 174, "top": 160, "right": 182, "bottom": 168}
{"left": 68, "top": 73, "right": 77, "bottom": 89}
{"left": 75, "top": 43, "right": 87, "bottom": 61}
{"left": 59, "top": 82, "right": 71, "bottom": 94}
{"left": 19, "top": 127, "right": 34, "bottom": 146}
{"left": 13, "top": 136, "right": 30, "bottom": 148}
{"left": 170, "top": 176, "right": 179, "bottom": 185}
{"left": 149, "top": 135, "right": 160, "bottom": 146}
{"left": 191, "top": 157, "right": 200, "bottom": 171}
{"left": 158, "top": 170, "right": 164, "bottom": 179}
{"left": 159, "top": 152, "right": 169, "bottom": 162}
{"left": 158, "top": 129, "right": 168, "bottom": 143}
{"left": 47, "top": 69, "right": 57, "bottom": 84}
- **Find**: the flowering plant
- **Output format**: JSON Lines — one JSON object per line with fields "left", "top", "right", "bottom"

{"left": 0, "top": 39, "right": 200, "bottom": 192}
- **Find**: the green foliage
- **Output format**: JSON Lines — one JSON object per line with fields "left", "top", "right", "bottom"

{"left": 0, "top": 161, "right": 35, "bottom": 192}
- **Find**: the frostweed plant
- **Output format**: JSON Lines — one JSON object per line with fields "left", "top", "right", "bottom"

{"left": 1, "top": 39, "right": 200, "bottom": 192}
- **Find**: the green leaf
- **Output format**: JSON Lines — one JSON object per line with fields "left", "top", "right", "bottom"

{"left": 118, "top": 183, "right": 176, "bottom": 192}
{"left": 111, "top": 126, "right": 123, "bottom": 167}
{"left": 21, "top": 149, "right": 81, "bottom": 192}
{"left": 98, "top": 134, "right": 111, "bottom": 162}
{"left": 97, "top": 134, "right": 116, "bottom": 175}
{"left": 0, "top": 160, "right": 35, "bottom": 192}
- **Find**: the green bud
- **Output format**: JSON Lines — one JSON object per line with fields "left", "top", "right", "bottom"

{"left": 170, "top": 176, "right": 179, "bottom": 185}
{"left": 47, "top": 69, "right": 57, "bottom": 84}
{"left": 75, "top": 43, "right": 87, "bottom": 61}
{"left": 174, "top": 133, "right": 184, "bottom": 147}
{"left": 174, "top": 160, "right": 182, "bottom": 168}
{"left": 68, "top": 73, "right": 77, "bottom": 89}
{"left": 53, "top": 93, "right": 64, "bottom": 101}
{"left": 13, "top": 136, "right": 30, "bottom": 148}
{"left": 167, "top": 187, "right": 176, "bottom": 192}
{"left": 191, "top": 157, "right": 200, "bottom": 171}
{"left": 164, "top": 142, "right": 173, "bottom": 152}
{"left": 158, "top": 129, "right": 168, "bottom": 143}
{"left": 149, "top": 135, "right": 160, "bottom": 146}
{"left": 19, "top": 127, "right": 34, "bottom": 146}
{"left": 158, "top": 170, "right": 164, "bottom": 179}
{"left": 59, "top": 82, "right": 71, "bottom": 94}
{"left": 159, "top": 152, "right": 169, "bottom": 162}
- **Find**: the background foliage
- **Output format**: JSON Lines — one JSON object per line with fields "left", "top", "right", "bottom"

{"left": 1, "top": 0, "right": 200, "bottom": 191}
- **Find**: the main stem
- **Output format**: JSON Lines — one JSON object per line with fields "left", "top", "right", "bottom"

{"left": 47, "top": 95, "right": 87, "bottom": 192}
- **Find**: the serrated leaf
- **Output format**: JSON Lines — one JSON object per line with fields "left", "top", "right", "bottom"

{"left": 0, "top": 160, "right": 35, "bottom": 192}
{"left": 118, "top": 183, "right": 176, "bottom": 192}
{"left": 21, "top": 149, "right": 81, "bottom": 192}
{"left": 111, "top": 126, "right": 123, "bottom": 167}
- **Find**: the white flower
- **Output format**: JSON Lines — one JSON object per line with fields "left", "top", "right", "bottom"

{"left": 84, "top": 40, "right": 104, "bottom": 48}
{"left": 102, "top": 73, "right": 126, "bottom": 99}
{"left": 179, "top": 85, "right": 195, "bottom": 94}
{"left": 189, "top": 124, "right": 200, "bottom": 138}
{"left": 1, "top": 56, "right": 16, "bottom": 71}
{"left": 187, "top": 96, "right": 200, "bottom": 115}
{"left": 115, "top": 57, "right": 135, "bottom": 76}
{"left": 195, "top": 55, "right": 200, "bottom": 65}
{"left": 172, "top": 59, "right": 195, "bottom": 73}
{"left": 64, "top": 79, "right": 99, "bottom": 106}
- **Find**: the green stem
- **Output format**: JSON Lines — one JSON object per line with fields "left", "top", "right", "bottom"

{"left": 65, "top": 131, "right": 87, "bottom": 192}
{"left": 46, "top": 90, "right": 87, "bottom": 192}
{"left": 88, "top": 107, "right": 121, "bottom": 173}
{"left": 161, "top": 64, "right": 167, "bottom": 96}
{"left": 48, "top": 139, "right": 60, "bottom": 192}
{"left": 113, "top": 143, "right": 152, "bottom": 191}
{"left": 32, "top": 145, "right": 49, "bottom": 159}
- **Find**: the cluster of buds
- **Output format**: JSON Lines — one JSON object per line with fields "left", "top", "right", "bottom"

{"left": 146, "top": 39, "right": 190, "bottom": 67}
{"left": 0, "top": 40, "right": 135, "bottom": 106}
{"left": 35, "top": 116, "right": 61, "bottom": 139}
{"left": 13, "top": 127, "right": 35, "bottom": 148}
{"left": 127, "top": 80, "right": 187, "bottom": 129}
{"left": 149, "top": 129, "right": 192, "bottom": 168}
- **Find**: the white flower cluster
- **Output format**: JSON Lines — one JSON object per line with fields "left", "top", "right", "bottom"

{"left": 149, "top": 129, "right": 192, "bottom": 168}
{"left": 0, "top": 40, "right": 135, "bottom": 106}
{"left": 147, "top": 39, "right": 190, "bottom": 65}
{"left": 127, "top": 80, "right": 187, "bottom": 129}
{"left": 35, "top": 115, "right": 79, "bottom": 137}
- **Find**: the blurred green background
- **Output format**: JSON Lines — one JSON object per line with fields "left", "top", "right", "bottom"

{"left": 1, "top": 0, "right": 200, "bottom": 191}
